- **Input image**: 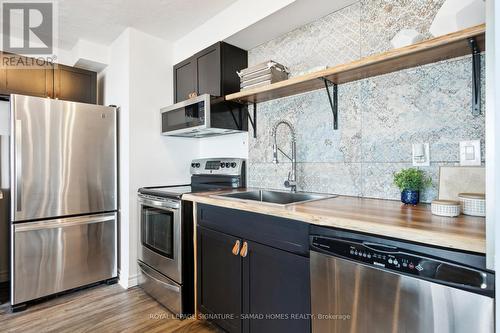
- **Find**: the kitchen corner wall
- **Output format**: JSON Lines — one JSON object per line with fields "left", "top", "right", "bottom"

{"left": 102, "top": 28, "right": 200, "bottom": 288}
{"left": 247, "top": 0, "right": 485, "bottom": 202}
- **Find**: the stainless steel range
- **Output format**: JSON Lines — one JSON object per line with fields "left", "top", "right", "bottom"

{"left": 137, "top": 158, "right": 245, "bottom": 317}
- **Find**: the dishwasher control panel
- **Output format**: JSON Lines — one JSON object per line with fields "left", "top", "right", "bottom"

{"left": 311, "top": 235, "right": 424, "bottom": 275}
{"left": 310, "top": 235, "right": 489, "bottom": 290}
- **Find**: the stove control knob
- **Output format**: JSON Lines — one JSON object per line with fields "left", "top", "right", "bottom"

{"left": 191, "top": 163, "right": 196, "bottom": 168}
{"left": 221, "top": 162, "right": 225, "bottom": 168}
{"left": 225, "top": 162, "right": 230, "bottom": 168}
{"left": 195, "top": 163, "right": 200, "bottom": 168}
{"left": 230, "top": 162, "right": 237, "bottom": 168}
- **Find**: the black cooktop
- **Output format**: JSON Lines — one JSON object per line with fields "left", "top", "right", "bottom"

{"left": 138, "top": 184, "right": 231, "bottom": 199}
{"left": 139, "top": 185, "right": 194, "bottom": 199}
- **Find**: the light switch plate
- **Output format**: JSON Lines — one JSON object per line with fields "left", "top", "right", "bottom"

{"left": 412, "top": 143, "right": 430, "bottom": 166}
{"left": 460, "top": 140, "right": 481, "bottom": 166}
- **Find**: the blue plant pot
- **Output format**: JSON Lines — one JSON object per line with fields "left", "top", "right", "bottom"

{"left": 401, "top": 190, "right": 419, "bottom": 205}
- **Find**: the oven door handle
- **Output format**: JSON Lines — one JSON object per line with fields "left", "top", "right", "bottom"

{"left": 138, "top": 261, "right": 180, "bottom": 292}
{"left": 138, "top": 196, "right": 180, "bottom": 210}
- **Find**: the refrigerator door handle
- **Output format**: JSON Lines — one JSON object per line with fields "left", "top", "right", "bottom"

{"left": 15, "top": 119, "right": 22, "bottom": 212}
{"left": 14, "top": 213, "right": 116, "bottom": 232}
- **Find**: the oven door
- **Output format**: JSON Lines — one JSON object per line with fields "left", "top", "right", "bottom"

{"left": 161, "top": 94, "right": 210, "bottom": 136}
{"left": 138, "top": 195, "right": 182, "bottom": 283}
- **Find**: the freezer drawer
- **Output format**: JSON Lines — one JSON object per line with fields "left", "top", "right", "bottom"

{"left": 138, "top": 260, "right": 182, "bottom": 315}
{"left": 12, "top": 213, "right": 117, "bottom": 304}
{"left": 310, "top": 251, "right": 494, "bottom": 333}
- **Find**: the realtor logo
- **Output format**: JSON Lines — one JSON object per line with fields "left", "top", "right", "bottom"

{"left": 2, "top": 1, "right": 54, "bottom": 54}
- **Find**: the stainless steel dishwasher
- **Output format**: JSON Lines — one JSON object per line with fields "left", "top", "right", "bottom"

{"left": 310, "top": 227, "right": 494, "bottom": 333}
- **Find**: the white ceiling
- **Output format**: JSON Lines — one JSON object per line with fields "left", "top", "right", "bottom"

{"left": 225, "top": 0, "right": 357, "bottom": 50}
{"left": 57, "top": 0, "right": 237, "bottom": 49}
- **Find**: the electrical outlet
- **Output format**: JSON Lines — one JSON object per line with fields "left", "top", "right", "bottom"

{"left": 460, "top": 140, "right": 481, "bottom": 166}
{"left": 412, "top": 143, "right": 430, "bottom": 166}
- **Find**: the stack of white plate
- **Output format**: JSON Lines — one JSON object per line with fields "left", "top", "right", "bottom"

{"left": 237, "top": 61, "right": 289, "bottom": 90}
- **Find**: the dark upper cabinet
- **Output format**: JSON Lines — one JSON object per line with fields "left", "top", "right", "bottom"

{"left": 174, "top": 42, "right": 247, "bottom": 103}
{"left": 54, "top": 64, "right": 97, "bottom": 104}
{"left": 0, "top": 53, "right": 53, "bottom": 98}
{"left": 0, "top": 52, "right": 97, "bottom": 104}
{"left": 196, "top": 45, "right": 220, "bottom": 97}
{"left": 197, "top": 205, "right": 311, "bottom": 333}
{"left": 197, "top": 226, "right": 243, "bottom": 333}
{"left": 174, "top": 60, "right": 196, "bottom": 103}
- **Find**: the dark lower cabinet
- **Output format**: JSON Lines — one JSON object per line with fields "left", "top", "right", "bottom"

{"left": 197, "top": 204, "right": 311, "bottom": 333}
{"left": 198, "top": 227, "right": 242, "bottom": 333}
{"left": 244, "top": 241, "right": 310, "bottom": 333}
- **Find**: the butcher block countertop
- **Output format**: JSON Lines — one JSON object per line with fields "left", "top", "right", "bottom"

{"left": 183, "top": 189, "right": 486, "bottom": 254}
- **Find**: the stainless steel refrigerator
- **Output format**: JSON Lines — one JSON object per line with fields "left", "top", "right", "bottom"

{"left": 0, "top": 99, "right": 10, "bottom": 291}
{"left": 8, "top": 94, "right": 118, "bottom": 310}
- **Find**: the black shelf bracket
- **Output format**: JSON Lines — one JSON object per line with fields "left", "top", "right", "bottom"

{"left": 469, "top": 37, "right": 481, "bottom": 116}
{"left": 322, "top": 78, "right": 338, "bottom": 130}
{"left": 247, "top": 101, "right": 257, "bottom": 138}
{"left": 224, "top": 102, "right": 242, "bottom": 129}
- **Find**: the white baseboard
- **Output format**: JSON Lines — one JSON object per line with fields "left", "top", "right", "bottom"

{"left": 128, "top": 274, "right": 138, "bottom": 288}
{"left": 117, "top": 267, "right": 139, "bottom": 289}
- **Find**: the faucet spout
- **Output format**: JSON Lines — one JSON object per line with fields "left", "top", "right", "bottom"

{"left": 271, "top": 120, "right": 297, "bottom": 192}
{"left": 272, "top": 144, "right": 278, "bottom": 164}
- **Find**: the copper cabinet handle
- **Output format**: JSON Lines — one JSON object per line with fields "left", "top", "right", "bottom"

{"left": 232, "top": 240, "right": 241, "bottom": 256}
{"left": 240, "top": 241, "right": 248, "bottom": 257}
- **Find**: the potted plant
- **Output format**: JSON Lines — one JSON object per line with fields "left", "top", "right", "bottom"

{"left": 393, "top": 168, "right": 432, "bottom": 205}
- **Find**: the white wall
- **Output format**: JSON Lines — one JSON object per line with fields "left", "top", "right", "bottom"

{"left": 102, "top": 28, "right": 199, "bottom": 288}
{"left": 486, "top": 0, "right": 498, "bottom": 271}
{"left": 172, "top": 0, "right": 296, "bottom": 63}
{"left": 198, "top": 133, "right": 248, "bottom": 159}
{"left": 127, "top": 29, "right": 199, "bottom": 286}
{"left": 101, "top": 29, "right": 132, "bottom": 288}
{"left": 486, "top": 0, "right": 500, "bottom": 330}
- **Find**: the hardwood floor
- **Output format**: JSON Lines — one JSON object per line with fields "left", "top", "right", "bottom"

{"left": 0, "top": 284, "right": 222, "bottom": 333}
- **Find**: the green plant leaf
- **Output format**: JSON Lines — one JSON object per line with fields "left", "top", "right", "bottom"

{"left": 393, "top": 168, "right": 432, "bottom": 191}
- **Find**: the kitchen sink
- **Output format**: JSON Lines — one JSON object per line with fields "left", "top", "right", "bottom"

{"left": 213, "top": 190, "right": 334, "bottom": 206}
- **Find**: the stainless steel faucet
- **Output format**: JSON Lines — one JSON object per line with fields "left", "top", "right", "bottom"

{"left": 271, "top": 120, "right": 297, "bottom": 192}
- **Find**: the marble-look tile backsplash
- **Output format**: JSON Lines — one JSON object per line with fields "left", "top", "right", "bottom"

{"left": 246, "top": 0, "right": 485, "bottom": 202}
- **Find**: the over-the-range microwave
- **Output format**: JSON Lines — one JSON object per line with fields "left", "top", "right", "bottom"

{"left": 161, "top": 94, "right": 248, "bottom": 138}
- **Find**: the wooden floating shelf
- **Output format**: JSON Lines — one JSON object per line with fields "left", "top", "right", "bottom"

{"left": 226, "top": 24, "right": 485, "bottom": 104}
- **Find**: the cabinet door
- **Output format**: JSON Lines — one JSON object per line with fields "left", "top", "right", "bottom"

{"left": 54, "top": 65, "right": 96, "bottom": 104}
{"left": 195, "top": 44, "right": 221, "bottom": 97}
{"left": 243, "top": 241, "right": 311, "bottom": 333}
{"left": 0, "top": 53, "right": 53, "bottom": 98}
{"left": 198, "top": 226, "right": 243, "bottom": 333}
{"left": 174, "top": 60, "right": 196, "bottom": 103}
